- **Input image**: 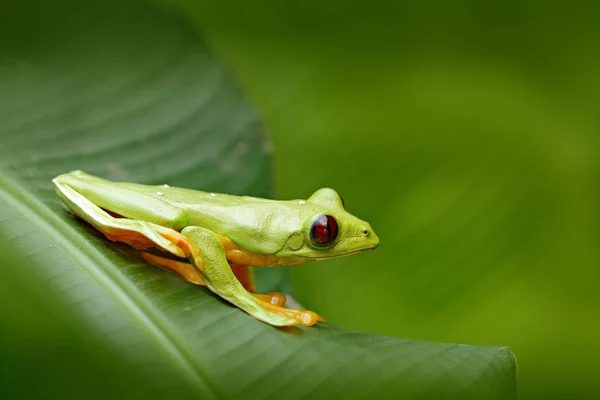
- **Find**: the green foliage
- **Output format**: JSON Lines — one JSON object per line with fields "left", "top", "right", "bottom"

{"left": 0, "top": 0, "right": 515, "bottom": 399}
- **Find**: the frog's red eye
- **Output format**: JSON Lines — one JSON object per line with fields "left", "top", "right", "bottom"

{"left": 310, "top": 215, "right": 338, "bottom": 246}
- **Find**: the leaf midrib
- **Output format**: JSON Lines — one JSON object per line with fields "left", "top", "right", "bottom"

{"left": 0, "top": 170, "right": 219, "bottom": 398}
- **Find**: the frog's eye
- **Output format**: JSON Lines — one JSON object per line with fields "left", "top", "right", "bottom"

{"left": 310, "top": 215, "right": 339, "bottom": 246}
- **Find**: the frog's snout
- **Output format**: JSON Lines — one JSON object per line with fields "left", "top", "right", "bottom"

{"left": 371, "top": 234, "right": 380, "bottom": 249}
{"left": 361, "top": 225, "right": 380, "bottom": 250}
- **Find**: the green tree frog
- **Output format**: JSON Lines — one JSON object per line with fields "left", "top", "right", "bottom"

{"left": 52, "top": 171, "right": 379, "bottom": 327}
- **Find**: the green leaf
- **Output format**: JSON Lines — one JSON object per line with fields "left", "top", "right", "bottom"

{"left": 0, "top": 1, "right": 516, "bottom": 399}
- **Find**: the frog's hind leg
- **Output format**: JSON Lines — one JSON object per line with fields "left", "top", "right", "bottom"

{"left": 156, "top": 228, "right": 286, "bottom": 306}
{"left": 229, "top": 264, "right": 286, "bottom": 306}
{"left": 54, "top": 171, "right": 188, "bottom": 230}
{"left": 159, "top": 227, "right": 322, "bottom": 327}
{"left": 141, "top": 252, "right": 206, "bottom": 285}
{"left": 141, "top": 252, "right": 285, "bottom": 306}
{"left": 53, "top": 178, "right": 185, "bottom": 258}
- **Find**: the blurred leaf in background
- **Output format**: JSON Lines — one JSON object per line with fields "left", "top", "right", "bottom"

{"left": 0, "top": 0, "right": 516, "bottom": 399}
{"left": 176, "top": 1, "right": 599, "bottom": 399}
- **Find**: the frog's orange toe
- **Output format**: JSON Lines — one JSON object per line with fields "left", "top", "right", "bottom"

{"left": 255, "top": 298, "right": 322, "bottom": 327}
{"left": 296, "top": 310, "right": 322, "bottom": 326}
{"left": 252, "top": 292, "right": 287, "bottom": 306}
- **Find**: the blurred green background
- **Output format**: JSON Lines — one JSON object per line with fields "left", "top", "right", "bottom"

{"left": 179, "top": 1, "right": 598, "bottom": 399}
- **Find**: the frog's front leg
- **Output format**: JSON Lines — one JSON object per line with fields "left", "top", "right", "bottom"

{"left": 161, "top": 227, "right": 322, "bottom": 327}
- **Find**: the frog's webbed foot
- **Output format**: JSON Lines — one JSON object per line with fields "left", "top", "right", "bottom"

{"left": 251, "top": 297, "right": 324, "bottom": 325}
{"left": 161, "top": 227, "right": 323, "bottom": 327}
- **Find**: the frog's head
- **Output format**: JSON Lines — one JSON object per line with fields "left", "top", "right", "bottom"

{"left": 276, "top": 188, "right": 379, "bottom": 260}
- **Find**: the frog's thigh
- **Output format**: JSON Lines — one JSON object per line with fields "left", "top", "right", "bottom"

{"left": 54, "top": 171, "right": 187, "bottom": 230}
{"left": 53, "top": 179, "right": 185, "bottom": 258}
{"left": 179, "top": 226, "right": 321, "bottom": 327}
{"left": 141, "top": 252, "right": 205, "bottom": 286}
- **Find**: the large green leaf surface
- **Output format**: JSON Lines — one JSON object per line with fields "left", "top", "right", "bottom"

{"left": 0, "top": 1, "right": 516, "bottom": 399}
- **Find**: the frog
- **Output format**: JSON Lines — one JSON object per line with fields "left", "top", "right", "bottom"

{"left": 52, "top": 170, "right": 379, "bottom": 327}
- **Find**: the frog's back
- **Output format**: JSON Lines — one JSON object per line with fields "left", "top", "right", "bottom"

{"left": 118, "top": 182, "right": 301, "bottom": 255}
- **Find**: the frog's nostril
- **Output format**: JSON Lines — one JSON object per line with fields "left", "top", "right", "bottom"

{"left": 362, "top": 228, "right": 368, "bottom": 235}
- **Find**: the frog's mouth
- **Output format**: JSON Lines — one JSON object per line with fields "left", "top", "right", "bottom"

{"left": 306, "top": 246, "right": 379, "bottom": 261}
{"left": 274, "top": 232, "right": 380, "bottom": 263}
{"left": 282, "top": 242, "right": 379, "bottom": 262}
